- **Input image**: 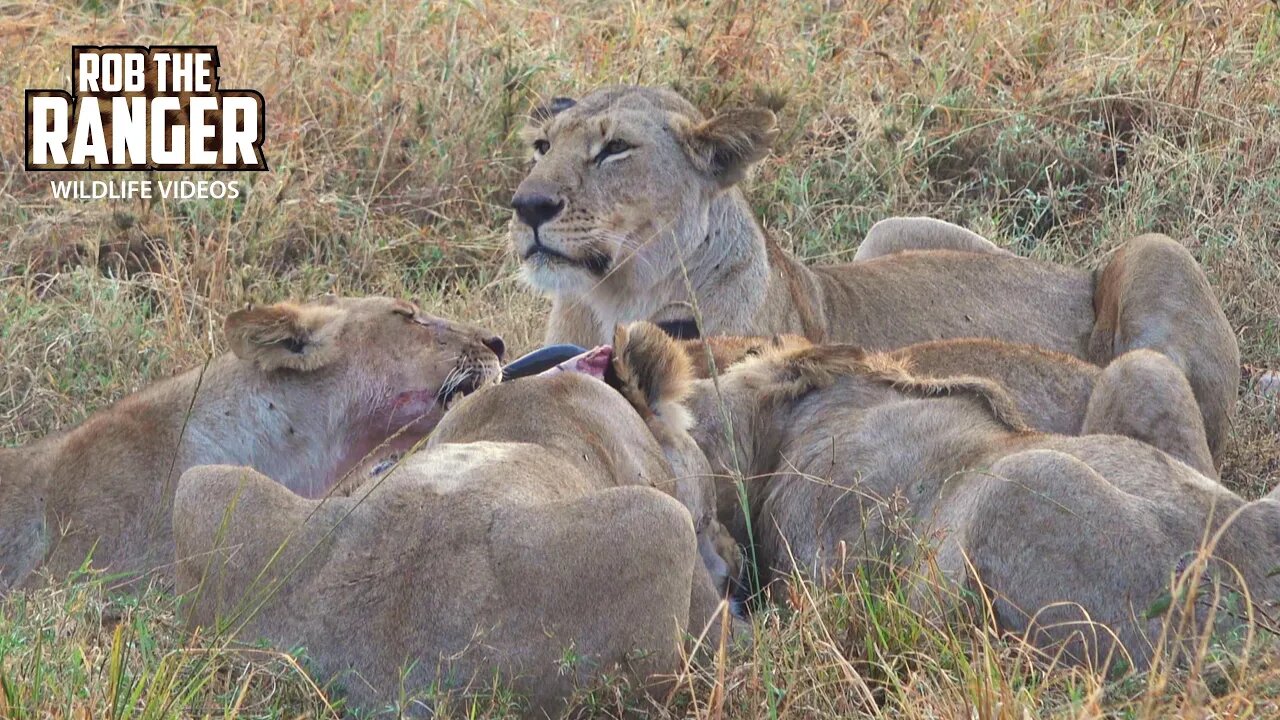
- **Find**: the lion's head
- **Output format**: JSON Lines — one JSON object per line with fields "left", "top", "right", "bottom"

{"left": 510, "top": 86, "right": 778, "bottom": 305}
{"left": 224, "top": 295, "right": 505, "bottom": 496}
{"left": 0, "top": 295, "right": 507, "bottom": 591}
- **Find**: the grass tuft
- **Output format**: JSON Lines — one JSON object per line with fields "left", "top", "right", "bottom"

{"left": 2, "top": 0, "right": 1277, "bottom": 716}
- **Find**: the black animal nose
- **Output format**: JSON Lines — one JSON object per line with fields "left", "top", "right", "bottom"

{"left": 511, "top": 193, "right": 564, "bottom": 230}
{"left": 482, "top": 335, "right": 506, "bottom": 361}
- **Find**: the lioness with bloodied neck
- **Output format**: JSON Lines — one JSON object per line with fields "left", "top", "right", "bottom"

{"left": 509, "top": 85, "right": 1238, "bottom": 466}
{"left": 173, "top": 323, "right": 732, "bottom": 717}
{"left": 0, "top": 296, "right": 504, "bottom": 591}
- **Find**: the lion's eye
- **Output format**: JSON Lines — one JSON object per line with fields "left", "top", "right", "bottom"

{"left": 595, "top": 139, "right": 633, "bottom": 165}
{"left": 532, "top": 139, "right": 550, "bottom": 156}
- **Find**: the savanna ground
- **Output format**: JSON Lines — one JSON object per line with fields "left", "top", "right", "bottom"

{"left": 2, "top": 0, "right": 1279, "bottom": 717}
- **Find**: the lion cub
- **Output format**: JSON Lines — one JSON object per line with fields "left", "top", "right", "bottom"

{"left": 174, "top": 323, "right": 730, "bottom": 716}
{"left": 0, "top": 296, "right": 503, "bottom": 591}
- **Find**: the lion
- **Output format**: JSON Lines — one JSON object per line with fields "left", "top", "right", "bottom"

{"left": 508, "top": 85, "right": 1238, "bottom": 465}
{"left": 681, "top": 338, "right": 1279, "bottom": 670}
{"left": 173, "top": 323, "right": 733, "bottom": 716}
{"left": 682, "top": 333, "right": 1215, "bottom": 476}
{"left": 0, "top": 296, "right": 504, "bottom": 591}
{"left": 680, "top": 333, "right": 1216, "bottom": 558}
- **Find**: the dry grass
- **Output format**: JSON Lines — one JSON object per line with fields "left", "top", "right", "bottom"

{"left": 1, "top": 0, "right": 1278, "bottom": 716}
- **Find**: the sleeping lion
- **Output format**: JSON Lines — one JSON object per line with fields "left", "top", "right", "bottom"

{"left": 681, "top": 333, "right": 1216, "bottom": 479}
{"left": 508, "top": 85, "right": 1238, "bottom": 466}
{"left": 678, "top": 331, "right": 1277, "bottom": 670}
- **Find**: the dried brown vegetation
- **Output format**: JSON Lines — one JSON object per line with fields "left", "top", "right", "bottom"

{"left": 1, "top": 0, "right": 1277, "bottom": 716}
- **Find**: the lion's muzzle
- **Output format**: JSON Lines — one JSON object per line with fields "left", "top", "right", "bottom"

{"left": 512, "top": 192, "right": 565, "bottom": 230}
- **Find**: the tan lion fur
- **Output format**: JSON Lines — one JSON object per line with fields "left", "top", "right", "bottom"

{"left": 682, "top": 334, "right": 1215, "bottom": 479}
{"left": 850, "top": 216, "right": 1013, "bottom": 260}
{"left": 224, "top": 302, "right": 348, "bottom": 371}
{"left": 888, "top": 339, "right": 1215, "bottom": 478}
{"left": 509, "top": 85, "right": 1238, "bottom": 465}
{"left": 0, "top": 296, "right": 502, "bottom": 591}
{"left": 683, "top": 342, "right": 1276, "bottom": 670}
{"left": 678, "top": 333, "right": 813, "bottom": 380}
{"left": 174, "top": 321, "right": 731, "bottom": 716}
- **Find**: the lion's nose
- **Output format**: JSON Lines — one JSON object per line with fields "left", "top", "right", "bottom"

{"left": 511, "top": 193, "right": 565, "bottom": 230}
{"left": 481, "top": 335, "right": 506, "bottom": 361}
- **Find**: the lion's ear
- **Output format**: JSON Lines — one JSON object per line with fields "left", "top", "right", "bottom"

{"left": 225, "top": 302, "right": 346, "bottom": 372}
{"left": 678, "top": 107, "right": 778, "bottom": 187}
{"left": 610, "top": 322, "right": 694, "bottom": 431}
{"left": 528, "top": 96, "right": 577, "bottom": 126}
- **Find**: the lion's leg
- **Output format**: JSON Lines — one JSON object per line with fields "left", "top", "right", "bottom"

{"left": 689, "top": 538, "right": 749, "bottom": 648}
{"left": 1089, "top": 234, "right": 1238, "bottom": 465}
{"left": 1083, "top": 350, "right": 1217, "bottom": 478}
{"left": 854, "top": 217, "right": 1012, "bottom": 260}
{"left": 173, "top": 464, "right": 338, "bottom": 633}
{"left": 937, "top": 450, "right": 1170, "bottom": 671}
{"left": 0, "top": 487, "right": 48, "bottom": 593}
{"left": 488, "top": 486, "right": 714, "bottom": 705}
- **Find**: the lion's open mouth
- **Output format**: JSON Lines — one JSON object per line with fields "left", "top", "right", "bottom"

{"left": 435, "top": 364, "right": 499, "bottom": 406}
{"left": 436, "top": 373, "right": 480, "bottom": 405}
{"left": 522, "top": 240, "right": 612, "bottom": 276}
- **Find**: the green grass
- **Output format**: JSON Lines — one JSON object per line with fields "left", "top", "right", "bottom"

{"left": 2, "top": 0, "right": 1279, "bottom": 716}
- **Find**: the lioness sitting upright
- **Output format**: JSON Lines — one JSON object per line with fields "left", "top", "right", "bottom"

{"left": 0, "top": 296, "right": 504, "bottom": 591}
{"left": 508, "top": 85, "right": 1238, "bottom": 463}
{"left": 174, "top": 323, "right": 729, "bottom": 716}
